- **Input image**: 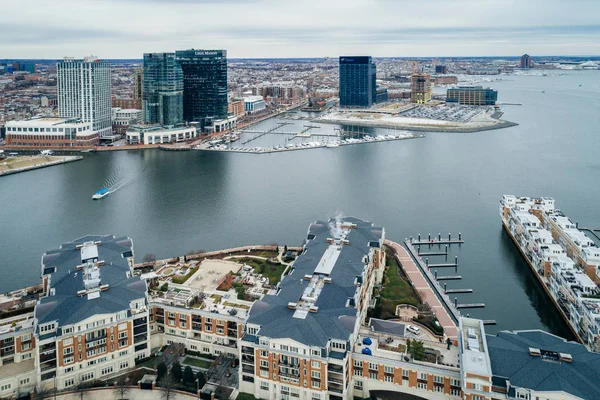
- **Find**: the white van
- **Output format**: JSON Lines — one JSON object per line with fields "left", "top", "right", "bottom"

{"left": 407, "top": 325, "right": 421, "bottom": 335}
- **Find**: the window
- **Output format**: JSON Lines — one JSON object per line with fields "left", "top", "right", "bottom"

{"left": 260, "top": 382, "right": 269, "bottom": 390}
{"left": 81, "top": 372, "right": 94, "bottom": 381}
{"left": 369, "top": 372, "right": 377, "bottom": 379}
{"left": 63, "top": 338, "right": 73, "bottom": 346}
{"left": 434, "top": 375, "right": 444, "bottom": 384}
{"left": 64, "top": 379, "right": 75, "bottom": 388}
{"left": 63, "top": 327, "right": 73, "bottom": 335}
{"left": 331, "top": 341, "right": 345, "bottom": 350}
{"left": 402, "top": 369, "right": 409, "bottom": 378}
{"left": 22, "top": 342, "right": 31, "bottom": 350}
{"left": 280, "top": 345, "right": 289, "bottom": 351}
{"left": 384, "top": 375, "right": 394, "bottom": 383}
{"left": 451, "top": 378, "right": 460, "bottom": 387}
{"left": 120, "top": 361, "right": 129, "bottom": 369}
{"left": 64, "top": 356, "right": 74, "bottom": 364}
{"left": 384, "top": 365, "right": 394, "bottom": 374}
{"left": 260, "top": 350, "right": 268, "bottom": 357}
{"left": 311, "top": 371, "right": 320, "bottom": 379}
{"left": 354, "top": 380, "right": 363, "bottom": 389}
{"left": 311, "top": 360, "right": 320, "bottom": 368}
{"left": 260, "top": 360, "right": 269, "bottom": 368}
{"left": 311, "top": 380, "right": 320, "bottom": 388}
{"left": 451, "top": 388, "right": 461, "bottom": 396}
{"left": 354, "top": 360, "right": 363, "bottom": 367}
{"left": 473, "top": 383, "right": 483, "bottom": 391}
{"left": 260, "top": 370, "right": 269, "bottom": 377}
{"left": 311, "top": 395, "right": 321, "bottom": 400}
{"left": 434, "top": 385, "right": 444, "bottom": 393}
{"left": 417, "top": 382, "right": 427, "bottom": 390}
{"left": 119, "top": 350, "right": 128, "bottom": 357}
{"left": 312, "top": 349, "right": 320, "bottom": 356}
{"left": 354, "top": 368, "right": 363, "bottom": 376}
{"left": 64, "top": 347, "right": 74, "bottom": 355}
{"left": 20, "top": 378, "right": 30, "bottom": 385}
{"left": 101, "top": 366, "right": 113, "bottom": 375}
{"left": 64, "top": 367, "right": 74, "bottom": 374}
{"left": 290, "top": 346, "right": 298, "bottom": 353}
{"left": 472, "top": 396, "right": 484, "bottom": 400}
{"left": 369, "top": 362, "right": 378, "bottom": 371}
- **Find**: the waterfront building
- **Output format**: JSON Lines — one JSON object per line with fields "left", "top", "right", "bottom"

{"left": 520, "top": 54, "right": 533, "bottom": 69}
{"left": 5, "top": 117, "right": 98, "bottom": 148}
{"left": 486, "top": 329, "right": 600, "bottom": 399}
{"left": 375, "top": 87, "right": 388, "bottom": 104}
{"left": 211, "top": 115, "right": 238, "bottom": 133}
{"left": 112, "top": 108, "right": 143, "bottom": 135}
{"left": 34, "top": 236, "right": 150, "bottom": 391}
{"left": 435, "top": 65, "right": 447, "bottom": 74}
{"left": 243, "top": 96, "right": 266, "bottom": 114}
{"left": 446, "top": 86, "right": 498, "bottom": 106}
{"left": 500, "top": 195, "right": 600, "bottom": 352}
{"left": 228, "top": 100, "right": 245, "bottom": 118}
{"left": 339, "top": 56, "right": 376, "bottom": 108}
{"left": 175, "top": 49, "right": 228, "bottom": 131}
{"left": 411, "top": 72, "right": 432, "bottom": 103}
{"left": 57, "top": 56, "right": 112, "bottom": 138}
{"left": 125, "top": 124, "right": 197, "bottom": 145}
{"left": 143, "top": 53, "right": 184, "bottom": 126}
{"left": 251, "top": 84, "right": 307, "bottom": 106}
{"left": 133, "top": 67, "right": 143, "bottom": 100}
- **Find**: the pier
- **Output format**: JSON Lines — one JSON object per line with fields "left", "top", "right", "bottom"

{"left": 483, "top": 320, "right": 497, "bottom": 325}
{"left": 418, "top": 251, "right": 448, "bottom": 256}
{"left": 436, "top": 275, "right": 462, "bottom": 280}
{"left": 241, "top": 122, "right": 293, "bottom": 145}
{"left": 410, "top": 232, "right": 464, "bottom": 246}
{"left": 428, "top": 263, "right": 457, "bottom": 268}
{"left": 445, "top": 289, "right": 473, "bottom": 294}
{"left": 578, "top": 226, "right": 600, "bottom": 242}
{"left": 457, "top": 303, "right": 485, "bottom": 309}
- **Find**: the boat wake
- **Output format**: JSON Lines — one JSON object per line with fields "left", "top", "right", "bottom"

{"left": 107, "top": 177, "right": 133, "bottom": 194}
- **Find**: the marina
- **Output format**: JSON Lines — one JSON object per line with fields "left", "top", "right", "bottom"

{"left": 500, "top": 195, "right": 600, "bottom": 352}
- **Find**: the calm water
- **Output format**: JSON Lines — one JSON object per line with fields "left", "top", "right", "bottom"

{"left": 2, "top": 71, "right": 600, "bottom": 339}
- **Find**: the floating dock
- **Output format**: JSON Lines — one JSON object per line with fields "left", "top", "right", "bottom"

{"left": 457, "top": 303, "right": 486, "bottom": 309}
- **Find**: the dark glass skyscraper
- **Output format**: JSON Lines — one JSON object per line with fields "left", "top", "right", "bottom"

{"left": 175, "top": 50, "right": 228, "bottom": 130}
{"left": 339, "top": 56, "right": 375, "bottom": 108}
{"left": 143, "top": 53, "right": 183, "bottom": 126}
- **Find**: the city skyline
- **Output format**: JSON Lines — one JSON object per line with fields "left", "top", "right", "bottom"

{"left": 2, "top": 0, "right": 600, "bottom": 59}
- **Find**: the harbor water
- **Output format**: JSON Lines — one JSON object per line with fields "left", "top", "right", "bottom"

{"left": 1, "top": 71, "right": 600, "bottom": 339}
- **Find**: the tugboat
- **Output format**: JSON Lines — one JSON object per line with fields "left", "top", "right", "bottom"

{"left": 92, "top": 188, "right": 109, "bottom": 200}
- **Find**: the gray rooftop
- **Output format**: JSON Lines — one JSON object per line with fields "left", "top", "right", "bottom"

{"left": 486, "top": 330, "right": 600, "bottom": 399}
{"left": 248, "top": 217, "right": 383, "bottom": 348}
{"left": 35, "top": 235, "right": 147, "bottom": 328}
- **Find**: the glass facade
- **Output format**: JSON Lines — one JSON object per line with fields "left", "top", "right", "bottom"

{"left": 446, "top": 86, "right": 498, "bottom": 105}
{"left": 339, "top": 56, "right": 375, "bottom": 108}
{"left": 175, "top": 50, "right": 228, "bottom": 131}
{"left": 143, "top": 53, "right": 183, "bottom": 126}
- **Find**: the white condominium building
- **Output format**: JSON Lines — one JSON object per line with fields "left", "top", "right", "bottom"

{"left": 57, "top": 56, "right": 112, "bottom": 138}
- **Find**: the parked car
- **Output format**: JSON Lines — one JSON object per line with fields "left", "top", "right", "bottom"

{"left": 407, "top": 325, "right": 421, "bottom": 335}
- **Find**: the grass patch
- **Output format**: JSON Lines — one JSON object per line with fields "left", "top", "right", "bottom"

{"left": 210, "top": 294, "right": 222, "bottom": 303}
{"left": 182, "top": 357, "right": 213, "bottom": 369}
{"left": 376, "top": 248, "right": 421, "bottom": 319}
{"left": 171, "top": 265, "right": 199, "bottom": 284}
{"left": 224, "top": 301, "right": 250, "bottom": 309}
{"left": 236, "top": 257, "right": 285, "bottom": 286}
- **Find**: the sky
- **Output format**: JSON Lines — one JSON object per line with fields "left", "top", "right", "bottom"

{"left": 2, "top": 0, "right": 600, "bottom": 59}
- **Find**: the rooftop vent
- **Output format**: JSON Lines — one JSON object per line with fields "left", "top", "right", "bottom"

{"left": 559, "top": 353, "right": 573, "bottom": 363}
{"left": 529, "top": 348, "right": 541, "bottom": 356}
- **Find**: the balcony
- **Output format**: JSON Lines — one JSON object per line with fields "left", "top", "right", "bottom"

{"left": 39, "top": 352, "right": 56, "bottom": 363}
{"left": 242, "top": 365, "right": 254, "bottom": 374}
{"left": 242, "top": 354, "right": 255, "bottom": 364}
{"left": 242, "top": 346, "right": 254, "bottom": 355}
{"left": 156, "top": 317, "right": 165, "bottom": 324}
{"left": 134, "top": 335, "right": 147, "bottom": 344}
{"left": 39, "top": 343, "right": 56, "bottom": 353}
{"left": 134, "top": 317, "right": 148, "bottom": 327}
{"left": 328, "top": 377, "right": 344, "bottom": 385}
{"left": 134, "top": 325, "right": 148, "bottom": 336}
{"left": 1, "top": 348, "right": 15, "bottom": 357}
{"left": 40, "top": 362, "right": 57, "bottom": 372}
{"left": 328, "top": 364, "right": 343, "bottom": 374}
{"left": 328, "top": 386, "right": 343, "bottom": 394}
{"left": 278, "top": 360, "right": 300, "bottom": 368}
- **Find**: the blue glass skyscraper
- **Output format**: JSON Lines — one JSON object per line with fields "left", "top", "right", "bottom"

{"left": 143, "top": 53, "right": 184, "bottom": 126}
{"left": 339, "top": 56, "right": 376, "bottom": 108}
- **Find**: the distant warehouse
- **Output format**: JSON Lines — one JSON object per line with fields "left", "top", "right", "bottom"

{"left": 446, "top": 86, "right": 498, "bottom": 106}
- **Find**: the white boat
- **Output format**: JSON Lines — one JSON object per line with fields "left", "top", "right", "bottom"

{"left": 326, "top": 142, "right": 339, "bottom": 148}
{"left": 92, "top": 188, "right": 109, "bottom": 200}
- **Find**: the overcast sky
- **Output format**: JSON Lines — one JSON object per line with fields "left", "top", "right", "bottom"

{"left": 2, "top": 0, "right": 600, "bottom": 59}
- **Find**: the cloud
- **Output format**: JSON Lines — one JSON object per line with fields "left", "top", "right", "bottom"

{"left": 1, "top": 0, "right": 600, "bottom": 58}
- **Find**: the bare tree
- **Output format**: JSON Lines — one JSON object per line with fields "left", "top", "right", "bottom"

{"left": 114, "top": 376, "right": 130, "bottom": 400}
{"left": 143, "top": 253, "right": 157, "bottom": 265}
{"left": 73, "top": 378, "right": 89, "bottom": 400}
{"left": 32, "top": 383, "right": 51, "bottom": 400}
{"left": 159, "top": 376, "right": 176, "bottom": 400}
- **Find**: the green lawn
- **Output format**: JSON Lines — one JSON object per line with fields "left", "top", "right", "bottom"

{"left": 182, "top": 357, "right": 213, "bottom": 369}
{"left": 235, "top": 257, "right": 286, "bottom": 286}
{"left": 378, "top": 248, "right": 421, "bottom": 319}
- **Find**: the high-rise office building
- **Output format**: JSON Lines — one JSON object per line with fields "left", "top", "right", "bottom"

{"left": 143, "top": 53, "right": 184, "bottom": 126}
{"left": 175, "top": 49, "right": 228, "bottom": 131}
{"left": 57, "top": 56, "right": 112, "bottom": 137}
{"left": 520, "top": 54, "right": 533, "bottom": 69}
{"left": 339, "top": 56, "right": 376, "bottom": 108}
{"left": 435, "top": 65, "right": 448, "bottom": 74}
{"left": 133, "top": 67, "right": 144, "bottom": 100}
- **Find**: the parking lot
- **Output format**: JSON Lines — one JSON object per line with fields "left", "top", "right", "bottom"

{"left": 400, "top": 104, "right": 488, "bottom": 122}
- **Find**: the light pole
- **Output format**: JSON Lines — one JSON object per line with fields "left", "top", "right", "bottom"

{"left": 53, "top": 375, "right": 57, "bottom": 400}
{"left": 195, "top": 377, "right": 200, "bottom": 399}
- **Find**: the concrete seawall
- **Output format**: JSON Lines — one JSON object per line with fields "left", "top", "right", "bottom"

{"left": 0, "top": 156, "right": 83, "bottom": 177}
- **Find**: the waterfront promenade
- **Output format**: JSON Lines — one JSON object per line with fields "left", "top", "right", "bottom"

{"left": 385, "top": 240, "right": 459, "bottom": 341}
{"left": 0, "top": 155, "right": 82, "bottom": 176}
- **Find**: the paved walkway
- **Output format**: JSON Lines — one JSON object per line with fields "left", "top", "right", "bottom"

{"left": 51, "top": 387, "right": 198, "bottom": 400}
{"left": 385, "top": 240, "right": 459, "bottom": 341}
